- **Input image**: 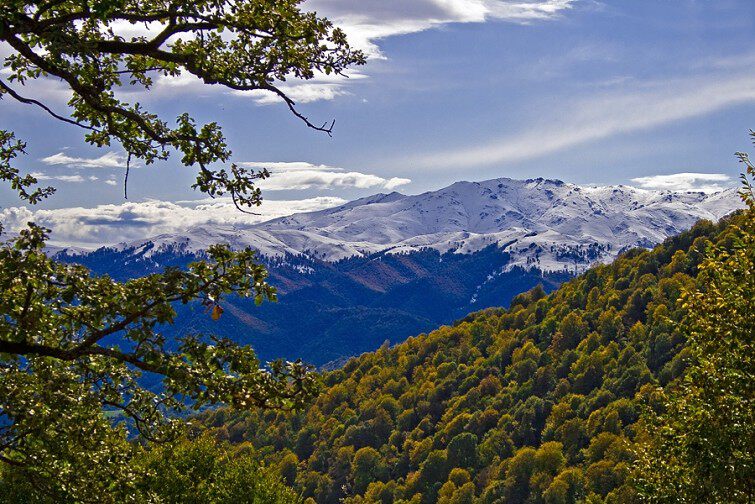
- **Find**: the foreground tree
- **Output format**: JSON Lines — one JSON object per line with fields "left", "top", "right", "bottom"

{"left": 634, "top": 138, "right": 755, "bottom": 502}
{"left": 1, "top": 435, "right": 304, "bottom": 504}
{"left": 0, "top": 0, "right": 364, "bottom": 500}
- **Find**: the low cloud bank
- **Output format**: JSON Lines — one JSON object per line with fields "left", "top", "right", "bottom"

{"left": 1, "top": 197, "right": 347, "bottom": 249}
{"left": 630, "top": 173, "right": 733, "bottom": 193}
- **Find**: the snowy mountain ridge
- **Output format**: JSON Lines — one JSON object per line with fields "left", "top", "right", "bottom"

{"left": 89, "top": 177, "right": 742, "bottom": 274}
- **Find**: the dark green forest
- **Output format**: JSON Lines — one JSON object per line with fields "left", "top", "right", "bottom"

{"left": 198, "top": 206, "right": 754, "bottom": 503}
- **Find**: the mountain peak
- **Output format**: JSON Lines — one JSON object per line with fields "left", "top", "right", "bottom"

{"left": 84, "top": 178, "right": 744, "bottom": 270}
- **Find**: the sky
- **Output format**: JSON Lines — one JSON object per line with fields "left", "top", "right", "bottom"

{"left": 2, "top": 0, "right": 755, "bottom": 247}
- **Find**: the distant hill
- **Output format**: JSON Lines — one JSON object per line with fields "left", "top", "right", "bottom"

{"left": 56, "top": 178, "right": 741, "bottom": 366}
{"left": 199, "top": 210, "right": 746, "bottom": 503}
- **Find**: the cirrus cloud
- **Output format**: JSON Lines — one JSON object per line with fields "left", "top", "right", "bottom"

{"left": 30, "top": 172, "right": 99, "bottom": 183}
{"left": 41, "top": 151, "right": 127, "bottom": 169}
{"left": 412, "top": 70, "right": 755, "bottom": 169}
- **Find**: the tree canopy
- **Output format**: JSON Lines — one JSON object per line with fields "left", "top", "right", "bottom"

{"left": 198, "top": 192, "right": 753, "bottom": 503}
{"left": 0, "top": 0, "right": 364, "bottom": 500}
{"left": 633, "top": 137, "right": 755, "bottom": 503}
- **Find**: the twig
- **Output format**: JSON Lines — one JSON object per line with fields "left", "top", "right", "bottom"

{"left": 0, "top": 78, "right": 97, "bottom": 131}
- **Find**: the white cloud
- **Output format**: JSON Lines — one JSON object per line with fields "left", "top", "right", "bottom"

{"left": 157, "top": 70, "right": 201, "bottom": 88}
{"left": 307, "top": 0, "right": 575, "bottom": 58}
{"left": 233, "top": 1, "right": 572, "bottom": 102}
{"left": 412, "top": 71, "right": 755, "bottom": 169}
{"left": 102, "top": 2, "right": 575, "bottom": 61}
{"left": 41, "top": 151, "right": 127, "bottom": 169}
{"left": 156, "top": 68, "right": 364, "bottom": 105}
{"left": 231, "top": 70, "right": 368, "bottom": 105}
{"left": 3, "top": 2, "right": 573, "bottom": 111}
{"left": 260, "top": 170, "right": 409, "bottom": 190}
{"left": 243, "top": 161, "right": 338, "bottom": 172}
{"left": 30, "top": 172, "right": 98, "bottom": 183}
{"left": 238, "top": 0, "right": 574, "bottom": 102}
{"left": 630, "top": 173, "right": 733, "bottom": 193}
{"left": 107, "top": 20, "right": 164, "bottom": 39}
{"left": 105, "top": 179, "right": 118, "bottom": 186}
{"left": 0, "top": 197, "right": 347, "bottom": 249}
{"left": 240, "top": 161, "right": 411, "bottom": 190}
{"left": 242, "top": 83, "right": 349, "bottom": 105}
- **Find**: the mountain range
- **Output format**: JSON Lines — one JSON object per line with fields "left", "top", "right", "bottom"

{"left": 56, "top": 177, "right": 741, "bottom": 366}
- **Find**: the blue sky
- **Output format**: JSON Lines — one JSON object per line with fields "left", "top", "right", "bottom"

{"left": 2, "top": 0, "right": 755, "bottom": 247}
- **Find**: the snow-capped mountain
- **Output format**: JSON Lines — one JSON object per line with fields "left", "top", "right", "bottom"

{"left": 57, "top": 177, "right": 743, "bottom": 366}
{"left": 107, "top": 177, "right": 742, "bottom": 274}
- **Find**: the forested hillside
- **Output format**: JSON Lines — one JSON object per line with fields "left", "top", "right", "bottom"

{"left": 201, "top": 211, "right": 748, "bottom": 503}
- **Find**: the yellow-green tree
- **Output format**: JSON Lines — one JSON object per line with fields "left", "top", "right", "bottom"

{"left": 634, "top": 142, "right": 755, "bottom": 502}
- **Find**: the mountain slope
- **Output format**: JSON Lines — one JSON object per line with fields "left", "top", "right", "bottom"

{"left": 102, "top": 178, "right": 739, "bottom": 272}
{"left": 201, "top": 211, "right": 748, "bottom": 504}
{"left": 57, "top": 178, "right": 742, "bottom": 366}
{"left": 62, "top": 243, "right": 568, "bottom": 365}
